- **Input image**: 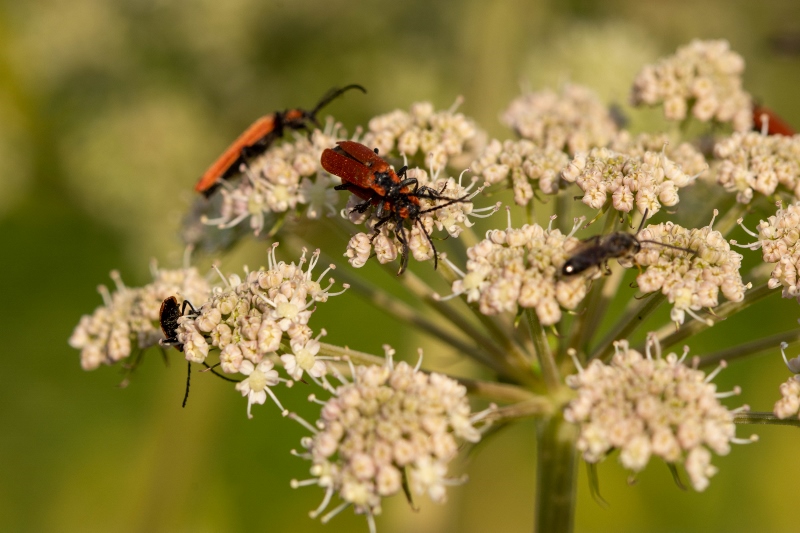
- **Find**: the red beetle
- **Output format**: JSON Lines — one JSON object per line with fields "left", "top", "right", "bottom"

{"left": 196, "top": 84, "right": 366, "bottom": 196}
{"left": 752, "top": 103, "right": 795, "bottom": 136}
{"left": 322, "top": 141, "right": 469, "bottom": 274}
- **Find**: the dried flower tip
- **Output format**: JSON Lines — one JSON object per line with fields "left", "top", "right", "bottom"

{"left": 565, "top": 337, "right": 747, "bottom": 491}
{"left": 780, "top": 341, "right": 800, "bottom": 374}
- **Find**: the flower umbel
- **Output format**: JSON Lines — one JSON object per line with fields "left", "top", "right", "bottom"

{"left": 565, "top": 337, "right": 751, "bottom": 491}
{"left": 291, "top": 349, "right": 487, "bottom": 531}
{"left": 69, "top": 264, "right": 210, "bottom": 371}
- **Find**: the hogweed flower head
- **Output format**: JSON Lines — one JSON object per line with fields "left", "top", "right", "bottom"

{"left": 502, "top": 83, "right": 618, "bottom": 155}
{"left": 291, "top": 348, "right": 489, "bottom": 531}
{"left": 565, "top": 337, "right": 753, "bottom": 491}
{"left": 360, "top": 99, "right": 482, "bottom": 171}
{"left": 470, "top": 139, "right": 570, "bottom": 204}
{"left": 441, "top": 212, "right": 589, "bottom": 325}
{"left": 740, "top": 202, "right": 800, "bottom": 301}
{"left": 631, "top": 39, "right": 751, "bottom": 131}
{"left": 202, "top": 122, "right": 346, "bottom": 236}
{"left": 714, "top": 131, "right": 800, "bottom": 204}
{"left": 562, "top": 146, "right": 701, "bottom": 215}
{"left": 633, "top": 212, "right": 747, "bottom": 325}
{"left": 69, "top": 263, "right": 210, "bottom": 370}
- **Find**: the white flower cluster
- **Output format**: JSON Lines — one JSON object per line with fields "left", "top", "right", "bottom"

{"left": 502, "top": 84, "right": 618, "bottom": 155}
{"left": 565, "top": 339, "right": 746, "bottom": 491}
{"left": 633, "top": 217, "right": 747, "bottom": 325}
{"left": 360, "top": 100, "right": 481, "bottom": 172}
{"left": 175, "top": 246, "right": 348, "bottom": 417}
{"left": 610, "top": 131, "right": 708, "bottom": 179}
{"left": 343, "top": 168, "right": 491, "bottom": 270}
{"left": 204, "top": 124, "right": 345, "bottom": 236}
{"left": 69, "top": 265, "right": 210, "bottom": 371}
{"left": 562, "top": 147, "right": 699, "bottom": 215}
{"left": 444, "top": 218, "right": 588, "bottom": 325}
{"left": 714, "top": 131, "right": 800, "bottom": 204}
{"left": 752, "top": 202, "right": 800, "bottom": 301}
{"left": 469, "top": 139, "right": 570, "bottom": 204}
{"left": 293, "top": 351, "right": 484, "bottom": 530}
{"left": 630, "top": 39, "right": 752, "bottom": 131}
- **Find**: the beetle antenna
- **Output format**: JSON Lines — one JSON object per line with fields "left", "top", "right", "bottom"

{"left": 639, "top": 239, "right": 696, "bottom": 256}
{"left": 635, "top": 208, "right": 650, "bottom": 234}
{"left": 308, "top": 84, "right": 367, "bottom": 119}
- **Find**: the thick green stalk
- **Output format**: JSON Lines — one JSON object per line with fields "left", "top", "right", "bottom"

{"left": 535, "top": 414, "right": 579, "bottom": 533}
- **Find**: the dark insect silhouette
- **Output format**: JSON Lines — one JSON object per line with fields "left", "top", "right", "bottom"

{"left": 562, "top": 210, "right": 695, "bottom": 276}
{"left": 159, "top": 296, "right": 199, "bottom": 407}
{"left": 322, "top": 140, "right": 471, "bottom": 274}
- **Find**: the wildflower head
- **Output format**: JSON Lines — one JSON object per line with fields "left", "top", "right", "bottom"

{"left": 565, "top": 337, "right": 751, "bottom": 491}
{"left": 751, "top": 202, "right": 800, "bottom": 301}
{"left": 291, "top": 348, "right": 487, "bottom": 530}
{"left": 633, "top": 213, "right": 747, "bottom": 325}
{"left": 360, "top": 100, "right": 481, "bottom": 171}
{"left": 502, "top": 83, "right": 618, "bottom": 155}
{"left": 714, "top": 132, "right": 800, "bottom": 204}
{"left": 69, "top": 264, "right": 210, "bottom": 371}
{"left": 630, "top": 39, "right": 751, "bottom": 131}
{"left": 198, "top": 123, "right": 346, "bottom": 236}
{"left": 470, "top": 139, "right": 570, "bottom": 205}
{"left": 561, "top": 146, "right": 701, "bottom": 215}
{"left": 442, "top": 214, "right": 589, "bottom": 325}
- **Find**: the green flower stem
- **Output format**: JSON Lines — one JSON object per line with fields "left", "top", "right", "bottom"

{"left": 734, "top": 411, "right": 800, "bottom": 428}
{"left": 327, "top": 262, "right": 516, "bottom": 378}
{"left": 317, "top": 342, "right": 385, "bottom": 366}
{"left": 483, "top": 398, "right": 555, "bottom": 422}
{"left": 591, "top": 293, "right": 666, "bottom": 362}
{"left": 534, "top": 414, "right": 579, "bottom": 533}
{"left": 697, "top": 329, "right": 800, "bottom": 368}
{"left": 435, "top": 260, "right": 535, "bottom": 375}
{"left": 526, "top": 309, "right": 560, "bottom": 391}
{"left": 645, "top": 282, "right": 775, "bottom": 353}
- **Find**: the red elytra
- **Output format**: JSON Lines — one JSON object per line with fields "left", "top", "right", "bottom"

{"left": 321, "top": 141, "right": 470, "bottom": 274}
{"left": 752, "top": 104, "right": 796, "bottom": 136}
{"left": 195, "top": 85, "right": 366, "bottom": 197}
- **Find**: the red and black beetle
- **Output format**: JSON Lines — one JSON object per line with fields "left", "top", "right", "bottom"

{"left": 321, "top": 140, "right": 470, "bottom": 274}
{"left": 196, "top": 84, "right": 366, "bottom": 196}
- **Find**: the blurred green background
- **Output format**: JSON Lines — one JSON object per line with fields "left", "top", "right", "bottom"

{"left": 3, "top": 0, "right": 800, "bottom": 531}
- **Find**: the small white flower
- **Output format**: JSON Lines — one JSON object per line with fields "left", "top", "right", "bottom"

{"left": 235, "top": 360, "right": 282, "bottom": 419}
